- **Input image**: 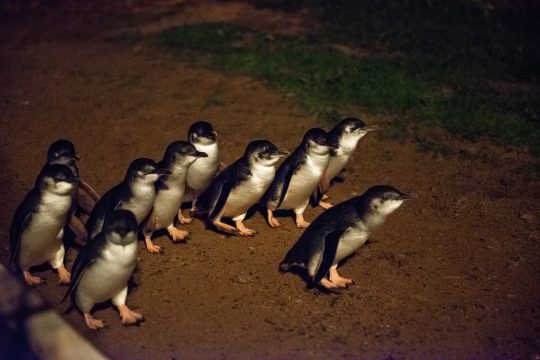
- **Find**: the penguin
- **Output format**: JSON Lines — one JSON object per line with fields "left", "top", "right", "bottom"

{"left": 262, "top": 128, "right": 333, "bottom": 229}
{"left": 280, "top": 185, "right": 411, "bottom": 289}
{"left": 144, "top": 141, "right": 207, "bottom": 253}
{"left": 44, "top": 139, "right": 100, "bottom": 214}
{"left": 179, "top": 121, "right": 222, "bottom": 224}
{"left": 64, "top": 209, "right": 142, "bottom": 329}
{"left": 85, "top": 158, "right": 165, "bottom": 240}
{"left": 195, "top": 140, "right": 287, "bottom": 236}
{"left": 10, "top": 164, "right": 79, "bottom": 286}
{"left": 316, "top": 117, "right": 378, "bottom": 208}
{"left": 42, "top": 139, "right": 101, "bottom": 244}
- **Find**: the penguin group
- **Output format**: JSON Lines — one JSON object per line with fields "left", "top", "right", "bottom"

{"left": 8, "top": 117, "right": 411, "bottom": 330}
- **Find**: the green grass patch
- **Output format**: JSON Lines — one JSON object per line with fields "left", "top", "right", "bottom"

{"left": 153, "top": 17, "right": 540, "bottom": 151}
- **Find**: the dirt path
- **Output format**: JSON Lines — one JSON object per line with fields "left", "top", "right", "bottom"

{"left": 1, "top": 2, "right": 539, "bottom": 359}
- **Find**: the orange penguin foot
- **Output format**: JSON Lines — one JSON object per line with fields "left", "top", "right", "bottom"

{"left": 118, "top": 304, "right": 143, "bottom": 325}
{"left": 84, "top": 313, "right": 105, "bottom": 330}
{"left": 167, "top": 225, "right": 189, "bottom": 242}
{"left": 23, "top": 271, "right": 43, "bottom": 286}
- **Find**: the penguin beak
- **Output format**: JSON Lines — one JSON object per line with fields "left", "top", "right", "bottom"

{"left": 399, "top": 192, "right": 416, "bottom": 200}
{"left": 74, "top": 154, "right": 81, "bottom": 161}
{"left": 365, "top": 125, "right": 379, "bottom": 132}
{"left": 276, "top": 150, "right": 290, "bottom": 157}
{"left": 194, "top": 151, "right": 208, "bottom": 158}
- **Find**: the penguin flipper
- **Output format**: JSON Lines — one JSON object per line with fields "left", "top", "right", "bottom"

{"left": 84, "top": 185, "right": 122, "bottom": 239}
{"left": 313, "top": 230, "right": 343, "bottom": 285}
{"left": 197, "top": 158, "right": 248, "bottom": 219}
{"left": 209, "top": 181, "right": 233, "bottom": 220}
{"left": 9, "top": 189, "right": 40, "bottom": 265}
{"left": 263, "top": 156, "right": 300, "bottom": 209}
{"left": 275, "top": 161, "right": 297, "bottom": 208}
{"left": 63, "top": 232, "right": 106, "bottom": 302}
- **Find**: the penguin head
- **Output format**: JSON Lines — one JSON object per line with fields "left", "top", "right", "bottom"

{"left": 302, "top": 128, "right": 331, "bottom": 156}
{"left": 328, "top": 117, "right": 378, "bottom": 148}
{"left": 245, "top": 140, "right": 288, "bottom": 166}
{"left": 47, "top": 139, "right": 80, "bottom": 165}
{"left": 103, "top": 209, "right": 138, "bottom": 246}
{"left": 364, "top": 185, "right": 411, "bottom": 215}
{"left": 39, "top": 164, "right": 79, "bottom": 195}
{"left": 164, "top": 141, "right": 208, "bottom": 167}
{"left": 188, "top": 121, "right": 217, "bottom": 146}
{"left": 125, "top": 158, "right": 163, "bottom": 184}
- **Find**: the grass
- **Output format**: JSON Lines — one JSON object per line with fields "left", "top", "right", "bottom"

{"left": 148, "top": 1, "right": 540, "bottom": 152}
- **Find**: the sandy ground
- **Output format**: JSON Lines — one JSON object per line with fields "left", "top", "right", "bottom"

{"left": 1, "top": 1, "right": 539, "bottom": 359}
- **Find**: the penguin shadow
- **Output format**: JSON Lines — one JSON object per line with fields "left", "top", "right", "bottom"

{"left": 195, "top": 203, "right": 261, "bottom": 237}
{"left": 257, "top": 207, "right": 298, "bottom": 229}
{"left": 136, "top": 231, "right": 186, "bottom": 255}
{"left": 282, "top": 267, "right": 342, "bottom": 295}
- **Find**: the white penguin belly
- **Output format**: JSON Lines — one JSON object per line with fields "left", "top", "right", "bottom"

{"left": 185, "top": 143, "right": 220, "bottom": 201}
{"left": 19, "top": 193, "right": 71, "bottom": 269}
{"left": 151, "top": 186, "right": 184, "bottom": 229}
{"left": 75, "top": 241, "right": 138, "bottom": 312}
{"left": 220, "top": 166, "right": 275, "bottom": 219}
{"left": 279, "top": 157, "right": 327, "bottom": 211}
{"left": 334, "top": 225, "right": 370, "bottom": 264}
{"left": 121, "top": 186, "right": 155, "bottom": 225}
{"left": 326, "top": 154, "right": 351, "bottom": 181}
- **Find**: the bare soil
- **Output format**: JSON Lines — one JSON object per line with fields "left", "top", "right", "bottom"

{"left": 1, "top": 2, "right": 539, "bottom": 359}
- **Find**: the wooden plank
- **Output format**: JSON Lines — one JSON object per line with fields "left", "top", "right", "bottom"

{"left": 0, "top": 264, "right": 109, "bottom": 360}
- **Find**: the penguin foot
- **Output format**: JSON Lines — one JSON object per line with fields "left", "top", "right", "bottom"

{"left": 57, "top": 266, "right": 71, "bottom": 285}
{"left": 84, "top": 313, "right": 105, "bottom": 330}
{"left": 145, "top": 237, "right": 162, "bottom": 254}
{"left": 295, "top": 214, "right": 310, "bottom": 229}
{"left": 321, "top": 194, "right": 329, "bottom": 201}
{"left": 23, "top": 271, "right": 43, "bottom": 286}
{"left": 213, "top": 220, "right": 239, "bottom": 235}
{"left": 167, "top": 225, "right": 189, "bottom": 242}
{"left": 267, "top": 209, "right": 281, "bottom": 228}
{"left": 235, "top": 221, "right": 257, "bottom": 237}
{"left": 177, "top": 211, "right": 193, "bottom": 225}
{"left": 329, "top": 268, "right": 353, "bottom": 288}
{"left": 319, "top": 278, "right": 340, "bottom": 289}
{"left": 118, "top": 304, "right": 143, "bottom": 325}
{"left": 318, "top": 200, "right": 334, "bottom": 209}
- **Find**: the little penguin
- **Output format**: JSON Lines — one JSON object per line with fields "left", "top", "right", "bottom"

{"left": 280, "top": 185, "right": 411, "bottom": 290}
{"left": 42, "top": 139, "right": 101, "bottom": 243}
{"left": 85, "top": 158, "right": 165, "bottom": 240}
{"left": 144, "top": 141, "right": 207, "bottom": 253}
{"left": 179, "top": 121, "right": 222, "bottom": 224}
{"left": 316, "top": 117, "right": 378, "bottom": 208}
{"left": 10, "top": 164, "right": 79, "bottom": 286}
{"left": 262, "top": 128, "right": 334, "bottom": 229}
{"left": 44, "top": 139, "right": 100, "bottom": 214}
{"left": 195, "top": 140, "right": 287, "bottom": 236}
{"left": 64, "top": 209, "right": 142, "bottom": 330}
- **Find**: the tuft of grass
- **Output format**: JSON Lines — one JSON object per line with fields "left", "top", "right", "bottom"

{"left": 157, "top": 23, "right": 245, "bottom": 54}
{"left": 313, "top": 0, "right": 540, "bottom": 83}
{"left": 152, "top": 16, "right": 540, "bottom": 150}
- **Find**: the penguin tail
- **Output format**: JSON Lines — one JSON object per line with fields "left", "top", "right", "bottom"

{"left": 279, "top": 260, "right": 305, "bottom": 273}
{"left": 279, "top": 261, "right": 290, "bottom": 273}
